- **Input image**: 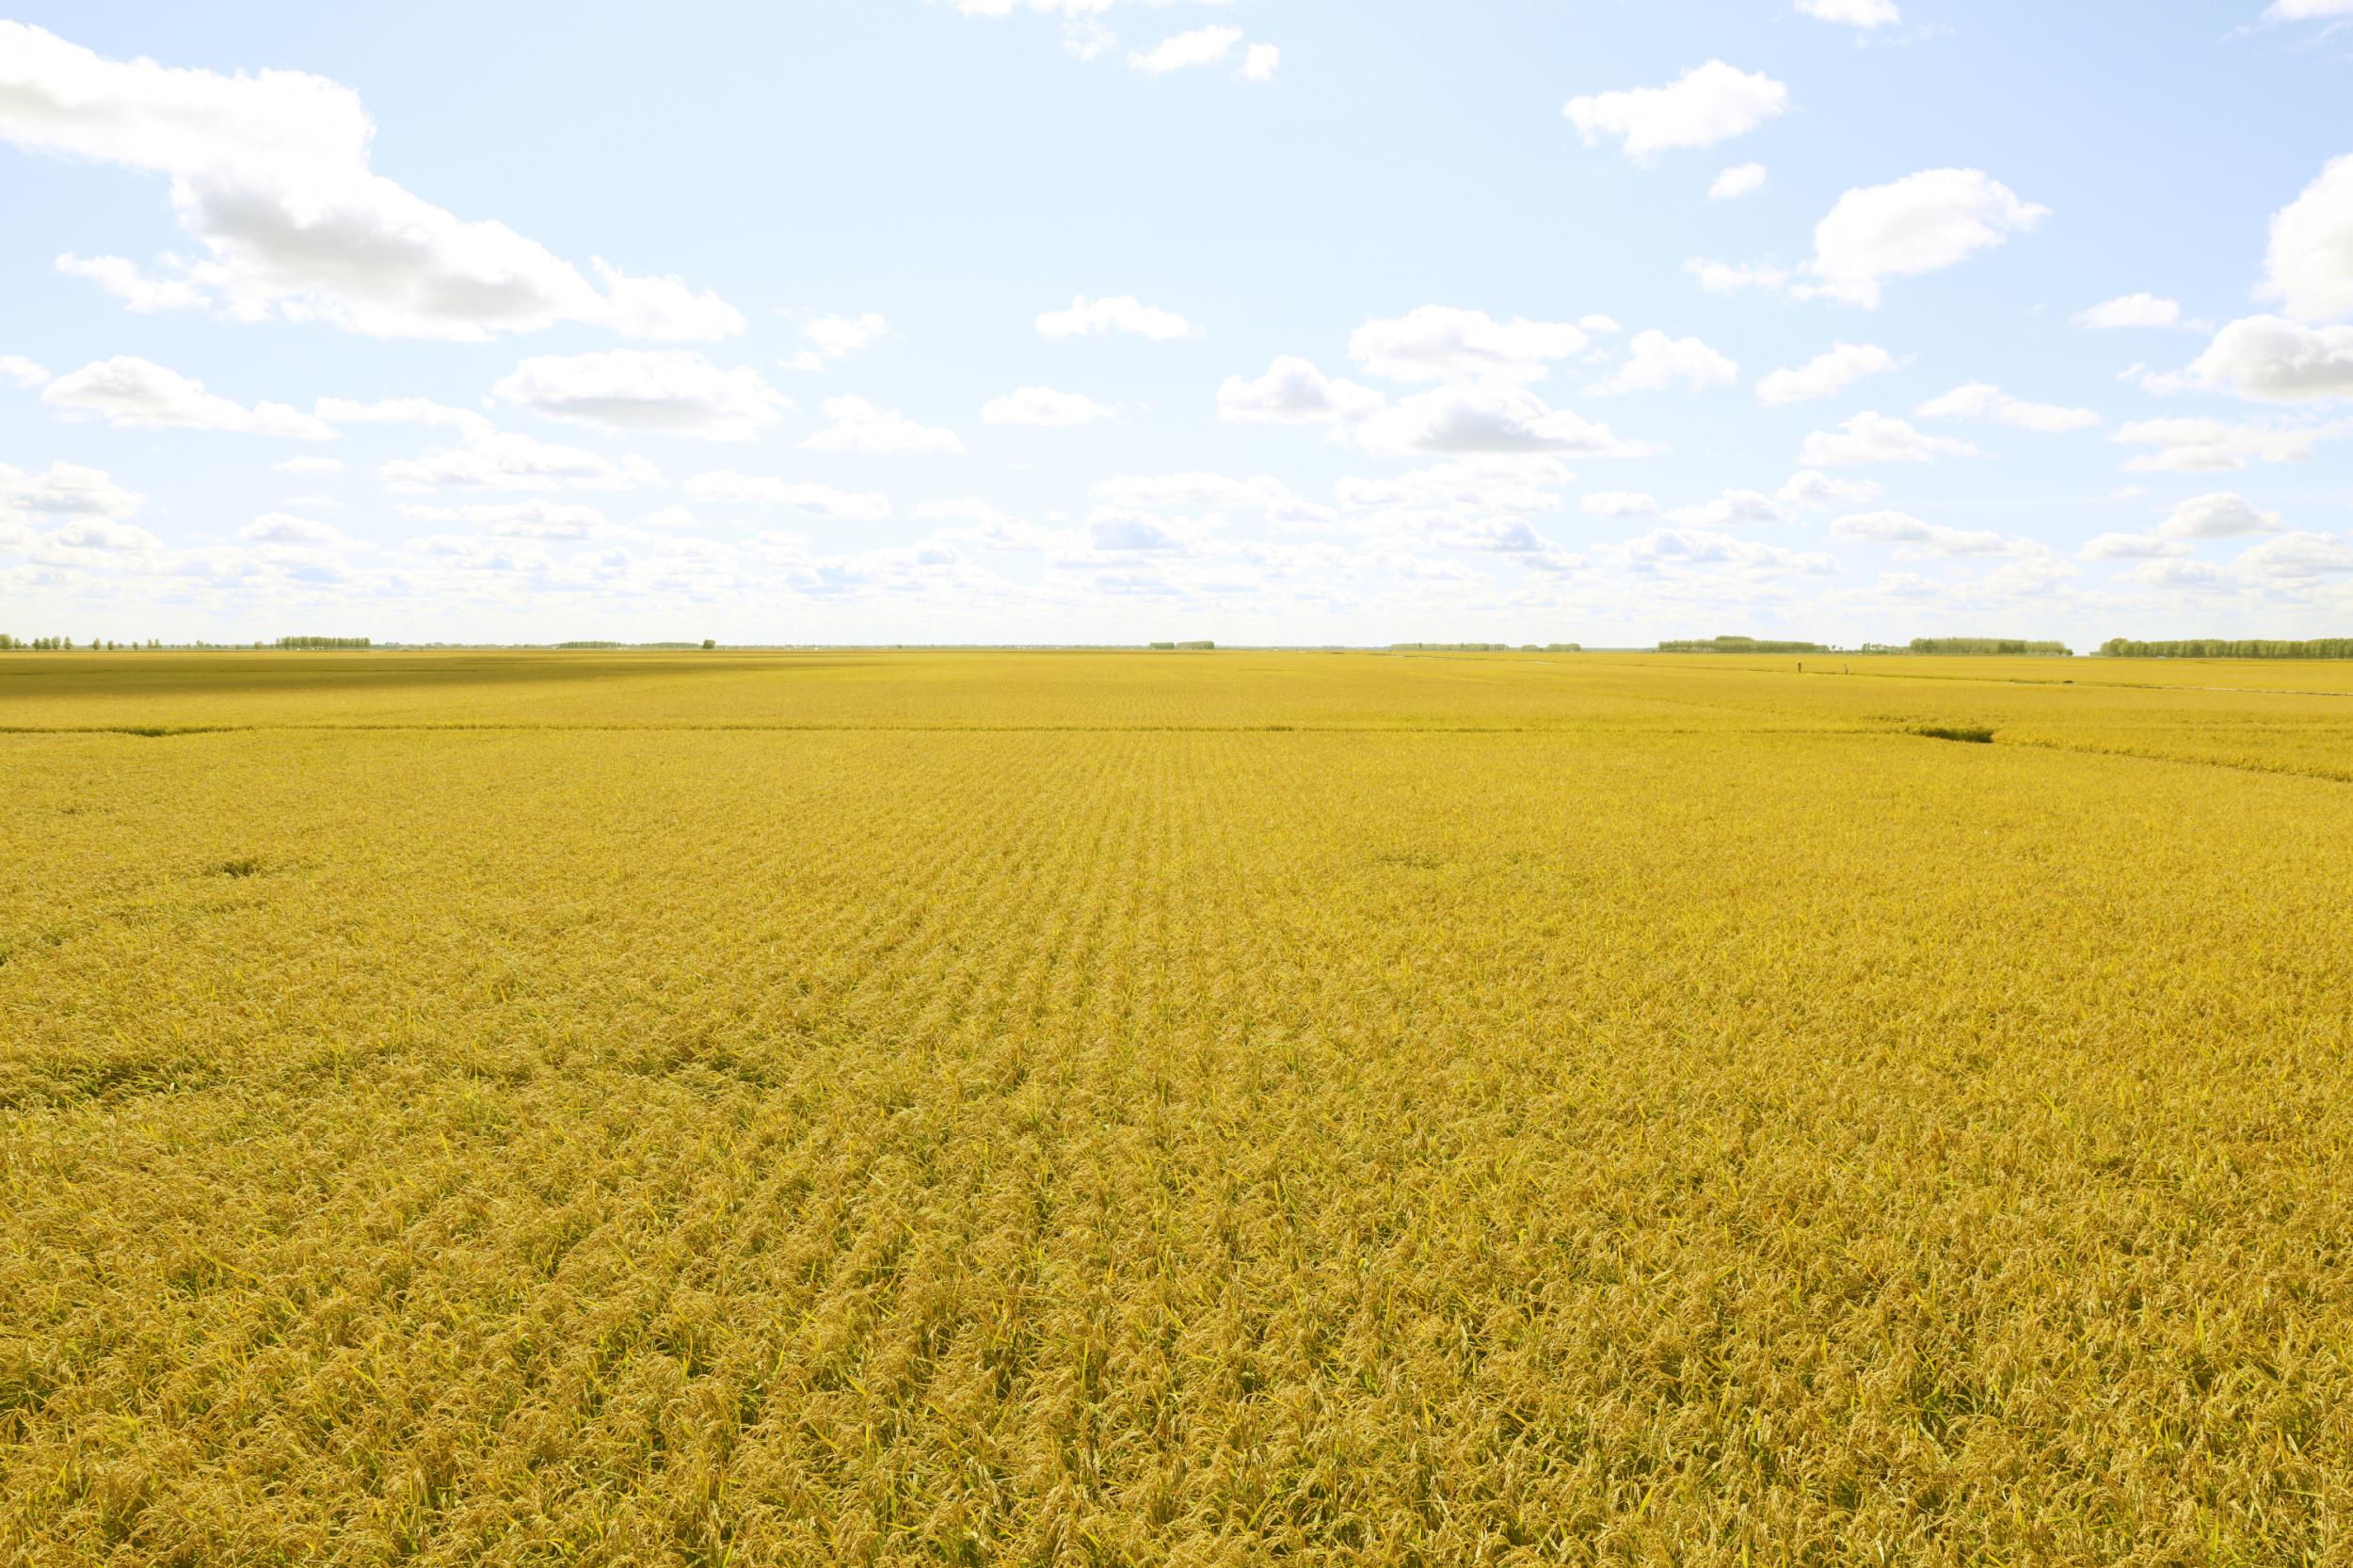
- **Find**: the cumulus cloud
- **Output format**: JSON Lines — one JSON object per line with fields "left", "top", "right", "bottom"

{"left": 2176, "top": 315, "right": 2353, "bottom": 403}
{"left": 1796, "top": 0, "right": 1902, "bottom": 24}
{"left": 1217, "top": 356, "right": 1385, "bottom": 424}
{"left": 2263, "top": 0, "right": 2353, "bottom": 18}
{"left": 380, "top": 427, "right": 661, "bottom": 492}
{"left": 981, "top": 386, "right": 1114, "bottom": 425}
{"left": 1589, "top": 330, "right": 1739, "bottom": 394}
{"left": 1582, "top": 490, "right": 1661, "bottom": 517}
{"left": 1799, "top": 412, "right": 1979, "bottom": 466}
{"left": 1913, "top": 382, "right": 2101, "bottom": 432}
{"left": 1350, "top": 306, "right": 1592, "bottom": 385}
{"left": 2157, "top": 491, "right": 2286, "bottom": 538}
{"left": 1754, "top": 343, "right": 1895, "bottom": 405}
{"left": 40, "top": 356, "right": 336, "bottom": 439}
{"left": 2233, "top": 531, "right": 2353, "bottom": 577}
{"left": 1353, "top": 383, "right": 1651, "bottom": 459}
{"left": 452, "top": 500, "right": 616, "bottom": 539}
{"left": 0, "top": 459, "right": 144, "bottom": 518}
{"left": 2073, "top": 294, "right": 2183, "bottom": 330}
{"left": 1665, "top": 489, "right": 1786, "bottom": 527}
{"left": 591, "top": 260, "right": 746, "bottom": 342}
{"left": 1563, "top": 61, "right": 1789, "bottom": 162}
{"left": 492, "top": 351, "right": 792, "bottom": 440}
{"left": 786, "top": 312, "right": 893, "bottom": 372}
{"left": 801, "top": 396, "right": 965, "bottom": 454}
{"left": 2264, "top": 153, "right": 2353, "bottom": 324}
{"left": 1709, "top": 164, "right": 1768, "bottom": 200}
{"left": 2081, "top": 532, "right": 2192, "bottom": 561}
{"left": 1036, "top": 295, "right": 1198, "bottom": 341}
{"left": 684, "top": 472, "right": 893, "bottom": 519}
{"left": 1806, "top": 169, "right": 2047, "bottom": 308}
{"left": 1129, "top": 26, "right": 1242, "bottom": 73}
{"left": 1238, "top": 43, "right": 1280, "bottom": 84}
{"left": 1778, "top": 469, "right": 1886, "bottom": 509}
{"left": 1831, "top": 511, "right": 2041, "bottom": 558}
{"left": 2113, "top": 416, "right": 2345, "bottom": 472}
{"left": 1603, "top": 527, "right": 1836, "bottom": 576}
{"left": 239, "top": 511, "right": 354, "bottom": 545}
{"left": 0, "top": 22, "right": 736, "bottom": 341}
{"left": 0, "top": 354, "right": 51, "bottom": 389}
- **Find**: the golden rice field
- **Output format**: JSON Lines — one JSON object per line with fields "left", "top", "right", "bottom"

{"left": 4, "top": 648, "right": 2352, "bottom": 1567}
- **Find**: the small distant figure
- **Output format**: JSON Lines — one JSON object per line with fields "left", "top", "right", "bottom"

{"left": 1797, "top": 662, "right": 1803, "bottom": 673}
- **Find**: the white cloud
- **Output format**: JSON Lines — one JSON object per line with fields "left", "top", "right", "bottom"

{"left": 1796, "top": 0, "right": 1902, "bottom": 24}
{"left": 2073, "top": 293, "right": 2183, "bottom": 330}
{"left": 2177, "top": 315, "right": 2353, "bottom": 403}
{"left": 239, "top": 511, "right": 352, "bottom": 545}
{"left": 1036, "top": 295, "right": 1198, "bottom": 341}
{"left": 1353, "top": 384, "right": 1650, "bottom": 459}
{"left": 1590, "top": 330, "right": 1739, "bottom": 394}
{"left": 1709, "top": 163, "right": 1768, "bottom": 200}
{"left": 1806, "top": 168, "right": 2047, "bottom": 308}
{"left": 2264, "top": 153, "right": 2353, "bottom": 323}
{"left": 1129, "top": 26, "right": 1242, "bottom": 73}
{"left": 381, "top": 427, "right": 661, "bottom": 492}
{"left": 685, "top": 472, "right": 893, "bottom": 520}
{"left": 55, "top": 252, "right": 209, "bottom": 312}
{"left": 1563, "top": 61, "right": 1789, "bottom": 162}
{"left": 1799, "top": 411, "right": 1978, "bottom": 466}
{"left": 1832, "top": 511, "right": 2040, "bottom": 558}
{"left": 2113, "top": 416, "right": 2344, "bottom": 472}
{"left": 1686, "top": 258, "right": 1792, "bottom": 296}
{"left": 1914, "top": 382, "right": 2101, "bottom": 432}
{"left": 2264, "top": 0, "right": 2353, "bottom": 18}
{"left": 1, "top": 355, "right": 50, "bottom": 389}
{"left": 2081, "top": 532, "right": 2191, "bottom": 561}
{"left": 491, "top": 350, "right": 791, "bottom": 440}
{"left": 1239, "top": 43, "right": 1279, "bottom": 84}
{"left": 1604, "top": 528, "right": 1836, "bottom": 576}
{"left": 26, "top": 517, "right": 168, "bottom": 561}
{"left": 1778, "top": 469, "right": 1886, "bottom": 508}
{"left": 40, "top": 356, "right": 336, "bottom": 439}
{"left": 801, "top": 396, "right": 965, "bottom": 454}
{"left": 590, "top": 260, "right": 745, "bottom": 342}
{"left": 0, "top": 23, "right": 734, "bottom": 342}
{"left": 1350, "top": 306, "right": 1592, "bottom": 385}
{"left": 2157, "top": 491, "right": 2286, "bottom": 538}
{"left": 1334, "top": 456, "right": 1572, "bottom": 518}
{"left": 1755, "top": 343, "right": 1896, "bottom": 406}
{"left": 455, "top": 500, "right": 616, "bottom": 539}
{"left": 1217, "top": 356, "right": 1385, "bottom": 424}
{"left": 1582, "top": 490, "right": 1660, "bottom": 517}
{"left": 2233, "top": 531, "right": 2353, "bottom": 577}
{"left": 1665, "top": 489, "right": 1786, "bottom": 527}
{"left": 981, "top": 386, "right": 1114, "bottom": 424}
{"left": 1, "top": 460, "right": 144, "bottom": 518}
{"left": 808, "top": 312, "right": 893, "bottom": 357}
{"left": 786, "top": 312, "right": 894, "bottom": 372}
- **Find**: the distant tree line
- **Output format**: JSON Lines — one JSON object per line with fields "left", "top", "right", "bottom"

{"left": 1657, "top": 636, "right": 1830, "bottom": 654}
{"left": 2099, "top": 638, "right": 2353, "bottom": 660}
{"left": 1148, "top": 641, "right": 1218, "bottom": 650}
{"left": 276, "top": 636, "right": 372, "bottom": 650}
{"left": 1389, "top": 643, "right": 1582, "bottom": 652}
{"left": 0, "top": 635, "right": 166, "bottom": 650}
{"left": 1881, "top": 638, "right": 2073, "bottom": 657}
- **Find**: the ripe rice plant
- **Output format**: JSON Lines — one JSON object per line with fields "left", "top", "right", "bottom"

{"left": 5, "top": 649, "right": 2353, "bottom": 1565}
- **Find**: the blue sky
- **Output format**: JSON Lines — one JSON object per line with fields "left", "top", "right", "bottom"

{"left": 3, "top": 1, "right": 2351, "bottom": 646}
